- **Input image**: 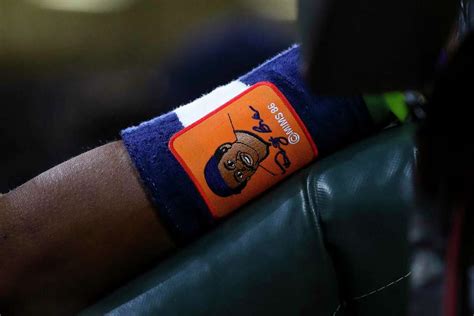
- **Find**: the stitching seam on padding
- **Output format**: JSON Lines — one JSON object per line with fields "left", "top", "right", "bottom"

{"left": 332, "top": 271, "right": 412, "bottom": 316}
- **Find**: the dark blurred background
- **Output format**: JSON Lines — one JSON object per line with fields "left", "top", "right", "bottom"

{"left": 0, "top": 0, "right": 298, "bottom": 192}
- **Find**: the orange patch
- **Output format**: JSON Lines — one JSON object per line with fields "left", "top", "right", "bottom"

{"left": 169, "top": 82, "right": 317, "bottom": 218}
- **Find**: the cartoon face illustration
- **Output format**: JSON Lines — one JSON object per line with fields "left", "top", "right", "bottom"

{"left": 204, "top": 130, "right": 270, "bottom": 197}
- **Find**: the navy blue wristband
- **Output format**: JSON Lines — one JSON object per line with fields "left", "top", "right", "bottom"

{"left": 122, "top": 45, "right": 375, "bottom": 243}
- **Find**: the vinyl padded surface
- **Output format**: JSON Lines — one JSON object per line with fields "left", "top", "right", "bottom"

{"left": 81, "top": 125, "right": 416, "bottom": 316}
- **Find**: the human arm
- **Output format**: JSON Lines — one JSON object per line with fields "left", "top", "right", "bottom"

{"left": 0, "top": 141, "right": 174, "bottom": 315}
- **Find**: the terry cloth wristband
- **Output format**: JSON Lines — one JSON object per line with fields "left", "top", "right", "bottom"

{"left": 122, "top": 45, "right": 403, "bottom": 243}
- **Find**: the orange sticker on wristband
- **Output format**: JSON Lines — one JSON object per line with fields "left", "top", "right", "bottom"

{"left": 169, "top": 82, "right": 318, "bottom": 218}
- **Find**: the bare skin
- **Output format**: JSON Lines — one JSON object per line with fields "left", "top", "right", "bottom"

{"left": 0, "top": 141, "right": 175, "bottom": 315}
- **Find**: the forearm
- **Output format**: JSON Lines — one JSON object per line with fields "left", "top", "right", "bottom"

{"left": 0, "top": 45, "right": 404, "bottom": 315}
{"left": 0, "top": 141, "right": 174, "bottom": 315}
